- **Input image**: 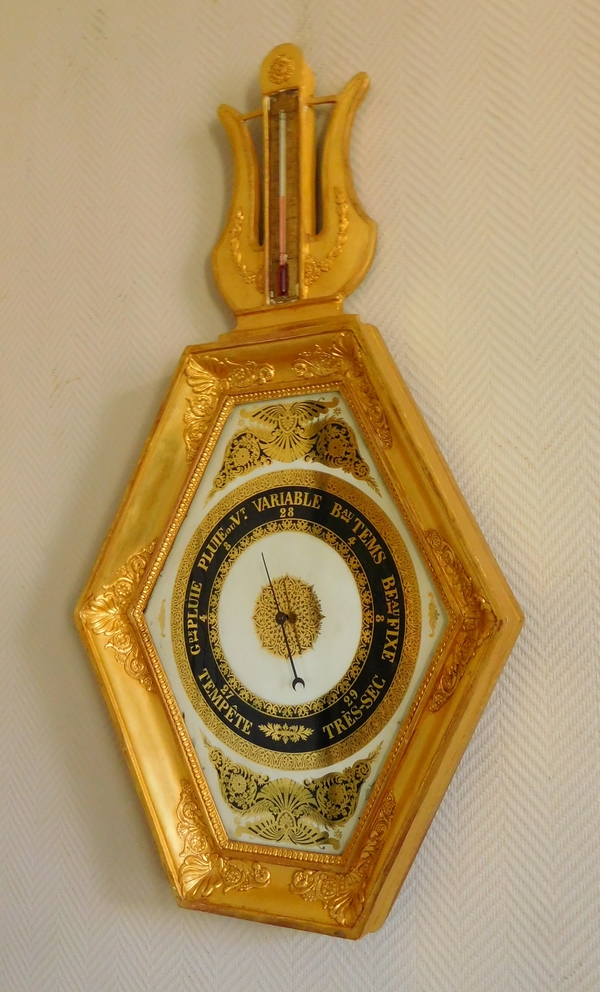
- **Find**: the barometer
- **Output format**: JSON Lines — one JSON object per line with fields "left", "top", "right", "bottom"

{"left": 76, "top": 44, "right": 523, "bottom": 938}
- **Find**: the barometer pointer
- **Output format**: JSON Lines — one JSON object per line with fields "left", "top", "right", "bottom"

{"left": 261, "top": 553, "right": 305, "bottom": 690}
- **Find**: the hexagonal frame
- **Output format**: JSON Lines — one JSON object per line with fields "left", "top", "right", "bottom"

{"left": 76, "top": 312, "right": 522, "bottom": 938}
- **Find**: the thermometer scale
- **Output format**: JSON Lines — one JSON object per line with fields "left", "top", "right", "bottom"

{"left": 267, "top": 89, "right": 300, "bottom": 302}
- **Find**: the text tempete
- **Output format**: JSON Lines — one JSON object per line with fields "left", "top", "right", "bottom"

{"left": 184, "top": 487, "right": 402, "bottom": 744}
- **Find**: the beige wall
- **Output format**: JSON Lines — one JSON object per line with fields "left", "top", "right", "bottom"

{"left": 2, "top": 1, "right": 599, "bottom": 989}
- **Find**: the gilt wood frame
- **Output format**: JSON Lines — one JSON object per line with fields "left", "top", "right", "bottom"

{"left": 76, "top": 312, "right": 522, "bottom": 938}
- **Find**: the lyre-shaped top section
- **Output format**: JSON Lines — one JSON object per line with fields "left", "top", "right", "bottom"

{"left": 212, "top": 44, "right": 376, "bottom": 327}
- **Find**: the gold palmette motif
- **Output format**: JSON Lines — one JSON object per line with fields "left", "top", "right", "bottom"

{"left": 290, "top": 793, "right": 395, "bottom": 927}
{"left": 183, "top": 355, "right": 274, "bottom": 462}
{"left": 176, "top": 781, "right": 270, "bottom": 900}
{"left": 425, "top": 530, "right": 497, "bottom": 711}
{"left": 229, "top": 209, "right": 265, "bottom": 291}
{"left": 81, "top": 544, "right": 156, "bottom": 691}
{"left": 253, "top": 574, "right": 323, "bottom": 657}
{"left": 208, "top": 398, "right": 380, "bottom": 497}
{"left": 205, "top": 741, "right": 380, "bottom": 850}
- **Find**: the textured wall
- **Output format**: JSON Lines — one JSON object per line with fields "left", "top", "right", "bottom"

{"left": 1, "top": 1, "right": 599, "bottom": 990}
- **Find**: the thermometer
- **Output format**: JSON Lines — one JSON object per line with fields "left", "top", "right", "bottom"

{"left": 278, "top": 111, "right": 288, "bottom": 297}
{"left": 267, "top": 90, "right": 299, "bottom": 302}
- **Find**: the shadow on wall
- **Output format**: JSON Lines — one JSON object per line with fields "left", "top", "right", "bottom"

{"left": 21, "top": 382, "right": 173, "bottom": 913}
{"left": 183, "top": 119, "right": 233, "bottom": 334}
{"left": 182, "top": 69, "right": 265, "bottom": 333}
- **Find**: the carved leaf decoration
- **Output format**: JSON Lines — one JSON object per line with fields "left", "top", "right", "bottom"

{"left": 176, "top": 781, "right": 270, "bottom": 901}
{"left": 258, "top": 722, "right": 313, "bottom": 743}
{"left": 290, "top": 793, "right": 395, "bottom": 928}
{"left": 428, "top": 592, "right": 441, "bottom": 637}
{"left": 292, "top": 334, "right": 392, "bottom": 447}
{"left": 426, "top": 529, "right": 497, "bottom": 711}
{"left": 304, "top": 187, "right": 349, "bottom": 286}
{"left": 183, "top": 355, "right": 274, "bottom": 462}
{"left": 185, "top": 357, "right": 224, "bottom": 396}
{"left": 212, "top": 104, "right": 265, "bottom": 313}
{"left": 179, "top": 854, "right": 223, "bottom": 902}
{"left": 229, "top": 209, "right": 264, "bottom": 290}
{"left": 81, "top": 544, "right": 156, "bottom": 691}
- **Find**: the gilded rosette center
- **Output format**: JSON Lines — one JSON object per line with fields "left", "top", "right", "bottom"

{"left": 253, "top": 575, "right": 323, "bottom": 657}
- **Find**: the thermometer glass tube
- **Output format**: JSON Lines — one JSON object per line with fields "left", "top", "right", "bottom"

{"left": 267, "top": 89, "right": 300, "bottom": 302}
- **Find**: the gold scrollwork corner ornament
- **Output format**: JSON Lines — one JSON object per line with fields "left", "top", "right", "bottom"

{"left": 177, "top": 781, "right": 270, "bottom": 901}
{"left": 290, "top": 793, "right": 396, "bottom": 927}
{"left": 183, "top": 355, "right": 274, "bottom": 461}
{"left": 426, "top": 530, "right": 497, "bottom": 711}
{"left": 81, "top": 544, "right": 156, "bottom": 692}
{"left": 292, "top": 334, "right": 392, "bottom": 448}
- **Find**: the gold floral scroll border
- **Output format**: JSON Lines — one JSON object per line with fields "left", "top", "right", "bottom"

{"left": 183, "top": 331, "right": 392, "bottom": 466}
{"left": 176, "top": 780, "right": 270, "bottom": 900}
{"left": 290, "top": 792, "right": 396, "bottom": 928}
{"left": 81, "top": 543, "right": 157, "bottom": 692}
{"left": 425, "top": 530, "right": 497, "bottom": 711}
{"left": 170, "top": 469, "right": 421, "bottom": 771}
{"left": 304, "top": 188, "right": 349, "bottom": 287}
